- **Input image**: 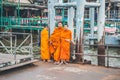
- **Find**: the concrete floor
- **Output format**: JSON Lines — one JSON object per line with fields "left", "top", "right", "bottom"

{"left": 0, "top": 61, "right": 120, "bottom": 80}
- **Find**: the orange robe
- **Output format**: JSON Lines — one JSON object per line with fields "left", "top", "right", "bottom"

{"left": 60, "top": 29, "right": 72, "bottom": 61}
{"left": 41, "top": 28, "right": 50, "bottom": 60}
{"left": 49, "top": 27, "right": 64, "bottom": 61}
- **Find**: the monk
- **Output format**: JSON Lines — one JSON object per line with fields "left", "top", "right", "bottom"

{"left": 49, "top": 22, "right": 64, "bottom": 64}
{"left": 41, "top": 26, "right": 50, "bottom": 62}
{"left": 59, "top": 24, "right": 72, "bottom": 65}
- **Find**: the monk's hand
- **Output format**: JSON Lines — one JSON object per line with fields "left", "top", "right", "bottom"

{"left": 65, "top": 39, "right": 70, "bottom": 42}
{"left": 71, "top": 40, "right": 75, "bottom": 45}
{"left": 50, "top": 41, "right": 52, "bottom": 44}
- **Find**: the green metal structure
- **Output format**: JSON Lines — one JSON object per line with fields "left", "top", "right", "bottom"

{"left": 0, "top": 0, "right": 47, "bottom": 31}
{"left": 0, "top": 0, "right": 47, "bottom": 71}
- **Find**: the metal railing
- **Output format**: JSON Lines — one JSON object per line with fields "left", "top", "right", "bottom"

{"left": 75, "top": 44, "right": 120, "bottom": 68}
{"left": 0, "top": 17, "right": 48, "bottom": 30}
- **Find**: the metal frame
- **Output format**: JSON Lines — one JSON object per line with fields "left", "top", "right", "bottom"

{"left": 0, "top": 32, "right": 36, "bottom": 71}
{"left": 48, "top": 0, "right": 105, "bottom": 61}
{"left": 0, "top": 0, "right": 41, "bottom": 71}
{"left": 0, "top": 32, "right": 33, "bottom": 55}
{"left": 74, "top": 44, "right": 120, "bottom": 68}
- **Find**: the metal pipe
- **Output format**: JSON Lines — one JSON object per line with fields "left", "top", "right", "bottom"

{"left": 12, "top": 34, "right": 31, "bottom": 54}
{"left": 54, "top": 2, "right": 100, "bottom": 8}
{"left": 85, "top": 2, "right": 100, "bottom": 7}
{"left": 54, "top": 2, "right": 76, "bottom": 7}
{"left": 75, "top": 0, "right": 85, "bottom": 62}
{"left": 74, "top": 53, "right": 120, "bottom": 58}
{"left": 97, "top": 0, "right": 105, "bottom": 45}
{"left": 17, "top": 0, "right": 20, "bottom": 25}
{"left": 106, "top": 45, "right": 109, "bottom": 67}
{"left": 10, "top": 33, "right": 13, "bottom": 54}
{"left": 62, "top": 8, "right": 65, "bottom": 22}
{"left": 30, "top": 32, "right": 33, "bottom": 57}
{"left": 0, "top": 32, "right": 30, "bottom": 35}
{"left": 68, "top": 7, "right": 75, "bottom": 40}
{"left": 0, "top": 41, "right": 10, "bottom": 54}
{"left": 14, "top": 35, "right": 17, "bottom": 60}
{"left": 0, "top": 0, "right": 3, "bottom": 27}
{"left": 90, "top": 8, "right": 95, "bottom": 45}
{"left": 37, "top": 30, "right": 40, "bottom": 46}
{"left": 97, "top": 0, "right": 105, "bottom": 66}
{"left": 48, "top": 0, "right": 56, "bottom": 34}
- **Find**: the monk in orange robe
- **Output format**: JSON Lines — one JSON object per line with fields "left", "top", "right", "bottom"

{"left": 59, "top": 24, "right": 72, "bottom": 65}
{"left": 49, "top": 22, "right": 64, "bottom": 64}
{"left": 41, "top": 26, "right": 50, "bottom": 62}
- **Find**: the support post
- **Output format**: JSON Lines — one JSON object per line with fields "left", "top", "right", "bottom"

{"left": 18, "top": 0, "right": 20, "bottom": 25}
{"left": 62, "top": 8, "right": 64, "bottom": 23}
{"left": 97, "top": 0, "right": 105, "bottom": 66}
{"left": 68, "top": 7, "right": 75, "bottom": 40}
{"left": 10, "top": 33, "right": 13, "bottom": 54}
{"left": 0, "top": 0, "right": 3, "bottom": 27}
{"left": 75, "top": 0, "right": 85, "bottom": 62}
{"left": 90, "top": 8, "right": 95, "bottom": 45}
{"left": 48, "top": 0, "right": 56, "bottom": 34}
{"left": 38, "top": 30, "right": 40, "bottom": 46}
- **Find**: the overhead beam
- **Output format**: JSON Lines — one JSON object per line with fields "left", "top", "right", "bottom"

{"left": 110, "top": 0, "right": 120, "bottom": 2}
{"left": 54, "top": 2, "right": 100, "bottom": 8}
{"left": 54, "top": 2, "right": 76, "bottom": 7}
{"left": 85, "top": 2, "right": 101, "bottom": 7}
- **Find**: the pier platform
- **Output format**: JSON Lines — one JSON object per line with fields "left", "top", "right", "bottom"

{"left": 0, "top": 53, "right": 38, "bottom": 71}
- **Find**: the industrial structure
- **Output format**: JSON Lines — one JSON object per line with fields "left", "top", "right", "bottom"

{"left": 0, "top": 0, "right": 120, "bottom": 71}
{"left": 0, "top": 0, "right": 47, "bottom": 71}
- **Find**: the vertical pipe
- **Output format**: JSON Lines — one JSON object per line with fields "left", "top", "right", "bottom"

{"left": 10, "top": 34, "right": 13, "bottom": 54}
{"left": 30, "top": 32, "right": 33, "bottom": 58}
{"left": 97, "top": 0, "right": 105, "bottom": 66}
{"left": 0, "top": 0, "right": 3, "bottom": 27}
{"left": 18, "top": 0, "right": 20, "bottom": 25}
{"left": 14, "top": 35, "right": 17, "bottom": 61}
{"left": 68, "top": 7, "right": 75, "bottom": 40}
{"left": 48, "top": 0, "right": 56, "bottom": 34}
{"left": 75, "top": 0, "right": 85, "bottom": 62}
{"left": 38, "top": 30, "right": 40, "bottom": 46}
{"left": 68, "top": 6, "right": 75, "bottom": 62}
{"left": 62, "top": 8, "right": 64, "bottom": 23}
{"left": 106, "top": 45, "right": 109, "bottom": 67}
{"left": 90, "top": 8, "right": 95, "bottom": 45}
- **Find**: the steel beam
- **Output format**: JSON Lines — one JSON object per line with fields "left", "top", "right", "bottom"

{"left": 30, "top": 33, "right": 33, "bottom": 56}
{"left": 54, "top": 2, "right": 100, "bottom": 8}
{"left": 85, "top": 2, "right": 101, "bottom": 7}
{"left": 68, "top": 7, "right": 75, "bottom": 40}
{"left": 97, "top": 0, "right": 105, "bottom": 44}
{"left": 12, "top": 34, "right": 31, "bottom": 54}
{"left": 75, "top": 0, "right": 85, "bottom": 62}
{"left": 97, "top": 0, "right": 105, "bottom": 66}
{"left": 90, "top": 8, "right": 95, "bottom": 45}
{"left": 0, "top": 0, "right": 3, "bottom": 27}
{"left": 54, "top": 2, "right": 76, "bottom": 7}
{"left": 48, "top": 0, "right": 56, "bottom": 34}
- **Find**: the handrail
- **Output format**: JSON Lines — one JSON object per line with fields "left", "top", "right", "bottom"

{"left": 0, "top": 17, "right": 48, "bottom": 30}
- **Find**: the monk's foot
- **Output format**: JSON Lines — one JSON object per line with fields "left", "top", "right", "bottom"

{"left": 64, "top": 62, "right": 68, "bottom": 65}
{"left": 54, "top": 62, "right": 60, "bottom": 65}
{"left": 64, "top": 61, "right": 68, "bottom": 65}
{"left": 47, "top": 60, "right": 52, "bottom": 63}
{"left": 43, "top": 60, "right": 46, "bottom": 63}
{"left": 59, "top": 61, "right": 64, "bottom": 65}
